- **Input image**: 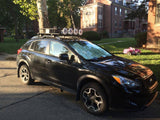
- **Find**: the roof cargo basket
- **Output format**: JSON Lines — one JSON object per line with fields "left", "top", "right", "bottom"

{"left": 38, "top": 28, "right": 60, "bottom": 36}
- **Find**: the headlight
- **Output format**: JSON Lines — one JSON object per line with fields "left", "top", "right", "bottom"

{"left": 112, "top": 75, "right": 140, "bottom": 88}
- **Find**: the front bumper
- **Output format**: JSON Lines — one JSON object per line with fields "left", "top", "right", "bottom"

{"left": 109, "top": 81, "right": 159, "bottom": 110}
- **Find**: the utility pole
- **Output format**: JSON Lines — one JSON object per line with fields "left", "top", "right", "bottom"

{"left": 37, "top": 0, "right": 50, "bottom": 33}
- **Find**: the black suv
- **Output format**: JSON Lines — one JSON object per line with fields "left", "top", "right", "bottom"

{"left": 17, "top": 35, "right": 158, "bottom": 115}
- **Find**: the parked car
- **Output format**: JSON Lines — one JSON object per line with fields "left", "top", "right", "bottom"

{"left": 123, "top": 47, "right": 141, "bottom": 55}
{"left": 17, "top": 33, "right": 158, "bottom": 115}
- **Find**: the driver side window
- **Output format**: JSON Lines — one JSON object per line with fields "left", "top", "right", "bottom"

{"left": 50, "top": 41, "right": 69, "bottom": 57}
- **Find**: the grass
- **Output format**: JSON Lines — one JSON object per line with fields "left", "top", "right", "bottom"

{"left": 0, "top": 37, "right": 27, "bottom": 54}
{"left": 93, "top": 38, "right": 160, "bottom": 90}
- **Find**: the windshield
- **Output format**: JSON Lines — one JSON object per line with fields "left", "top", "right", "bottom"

{"left": 68, "top": 40, "right": 112, "bottom": 61}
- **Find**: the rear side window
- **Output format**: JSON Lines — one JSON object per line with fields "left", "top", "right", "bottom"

{"left": 31, "top": 40, "right": 49, "bottom": 54}
{"left": 22, "top": 41, "right": 32, "bottom": 49}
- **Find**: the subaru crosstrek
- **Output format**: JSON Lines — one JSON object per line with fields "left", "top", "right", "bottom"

{"left": 17, "top": 35, "right": 158, "bottom": 115}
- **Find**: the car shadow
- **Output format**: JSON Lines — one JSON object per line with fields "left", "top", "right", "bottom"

{"left": 30, "top": 81, "right": 49, "bottom": 86}
{"left": 52, "top": 89, "right": 160, "bottom": 119}
{"left": 27, "top": 81, "right": 160, "bottom": 119}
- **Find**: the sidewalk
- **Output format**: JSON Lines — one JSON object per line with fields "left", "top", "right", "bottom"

{"left": 0, "top": 53, "right": 16, "bottom": 61}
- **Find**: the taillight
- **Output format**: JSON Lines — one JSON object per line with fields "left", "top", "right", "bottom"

{"left": 17, "top": 48, "right": 22, "bottom": 55}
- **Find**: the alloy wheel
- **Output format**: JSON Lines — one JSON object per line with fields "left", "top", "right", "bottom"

{"left": 82, "top": 88, "right": 103, "bottom": 112}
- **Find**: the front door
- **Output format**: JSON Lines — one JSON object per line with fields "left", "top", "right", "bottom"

{"left": 46, "top": 41, "right": 80, "bottom": 89}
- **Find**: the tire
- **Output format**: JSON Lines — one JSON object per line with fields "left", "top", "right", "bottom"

{"left": 19, "top": 65, "right": 34, "bottom": 85}
{"left": 80, "top": 82, "right": 108, "bottom": 115}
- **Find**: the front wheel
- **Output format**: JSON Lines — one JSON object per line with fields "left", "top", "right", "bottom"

{"left": 19, "top": 65, "right": 34, "bottom": 85}
{"left": 80, "top": 82, "right": 108, "bottom": 115}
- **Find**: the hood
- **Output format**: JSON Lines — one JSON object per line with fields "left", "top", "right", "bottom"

{"left": 92, "top": 56, "right": 153, "bottom": 79}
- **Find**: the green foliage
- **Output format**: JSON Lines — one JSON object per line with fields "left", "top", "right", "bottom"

{"left": 82, "top": 31, "right": 101, "bottom": 41}
{"left": 100, "top": 31, "right": 109, "bottom": 39}
{"left": 0, "top": 0, "right": 32, "bottom": 39}
{"left": 57, "top": 0, "right": 82, "bottom": 28}
{"left": 47, "top": 0, "right": 67, "bottom": 28}
{"left": 0, "top": 0, "right": 21, "bottom": 29}
{"left": 127, "top": 0, "right": 148, "bottom": 20}
{"left": 12, "top": 0, "right": 82, "bottom": 28}
{"left": 13, "top": 0, "right": 38, "bottom": 20}
{"left": 135, "top": 32, "right": 147, "bottom": 47}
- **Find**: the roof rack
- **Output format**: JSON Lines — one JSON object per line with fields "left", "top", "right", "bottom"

{"left": 32, "top": 28, "right": 83, "bottom": 40}
{"left": 38, "top": 28, "right": 83, "bottom": 36}
{"left": 38, "top": 28, "right": 60, "bottom": 37}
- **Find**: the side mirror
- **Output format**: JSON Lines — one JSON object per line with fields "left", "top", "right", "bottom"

{"left": 59, "top": 53, "right": 69, "bottom": 61}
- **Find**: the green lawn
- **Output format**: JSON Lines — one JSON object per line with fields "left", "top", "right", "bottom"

{"left": 0, "top": 37, "right": 27, "bottom": 54}
{"left": 93, "top": 38, "right": 160, "bottom": 90}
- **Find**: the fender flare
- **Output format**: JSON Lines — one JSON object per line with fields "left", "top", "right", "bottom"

{"left": 76, "top": 74, "right": 111, "bottom": 102}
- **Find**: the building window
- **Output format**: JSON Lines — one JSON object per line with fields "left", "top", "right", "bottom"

{"left": 125, "top": 10, "right": 127, "bottom": 18}
{"left": 155, "top": 3, "right": 160, "bottom": 24}
{"left": 98, "top": 20, "right": 103, "bottom": 28}
{"left": 82, "top": 7, "right": 96, "bottom": 28}
{"left": 119, "top": 21, "right": 122, "bottom": 28}
{"left": 115, "top": 7, "right": 118, "bottom": 15}
{"left": 120, "top": 8, "right": 122, "bottom": 16}
{"left": 98, "top": 7, "right": 103, "bottom": 28}
{"left": 115, "top": 0, "right": 119, "bottom": 3}
{"left": 98, "top": 7, "right": 103, "bottom": 15}
{"left": 115, "top": 20, "right": 117, "bottom": 27}
{"left": 123, "top": 0, "right": 126, "bottom": 6}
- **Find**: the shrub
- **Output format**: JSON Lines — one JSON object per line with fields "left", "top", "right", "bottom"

{"left": 27, "top": 32, "right": 36, "bottom": 38}
{"left": 135, "top": 32, "right": 147, "bottom": 47}
{"left": 100, "top": 31, "right": 109, "bottom": 39}
{"left": 82, "top": 31, "right": 101, "bottom": 41}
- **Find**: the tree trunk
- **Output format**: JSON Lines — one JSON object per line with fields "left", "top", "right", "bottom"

{"left": 37, "top": 0, "right": 50, "bottom": 33}
{"left": 71, "top": 13, "right": 75, "bottom": 29}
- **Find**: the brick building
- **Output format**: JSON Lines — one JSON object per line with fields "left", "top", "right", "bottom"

{"left": 147, "top": 0, "right": 160, "bottom": 49}
{"left": 80, "top": 0, "right": 147, "bottom": 37}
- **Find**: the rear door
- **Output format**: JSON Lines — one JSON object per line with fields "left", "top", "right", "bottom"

{"left": 29, "top": 40, "right": 50, "bottom": 80}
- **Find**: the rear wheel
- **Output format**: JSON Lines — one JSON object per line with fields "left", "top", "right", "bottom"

{"left": 19, "top": 65, "right": 34, "bottom": 85}
{"left": 80, "top": 82, "right": 108, "bottom": 115}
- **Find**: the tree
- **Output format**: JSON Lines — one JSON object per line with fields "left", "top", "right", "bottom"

{"left": 47, "top": 0, "right": 67, "bottom": 28}
{"left": 13, "top": 0, "right": 50, "bottom": 33}
{"left": 127, "top": 0, "right": 148, "bottom": 31}
{"left": 13, "top": 0, "right": 82, "bottom": 32}
{"left": 0, "top": 0, "right": 29, "bottom": 41}
{"left": 58, "top": 0, "right": 82, "bottom": 28}
{"left": 37, "top": 0, "right": 50, "bottom": 33}
{"left": 13, "top": 0, "right": 38, "bottom": 20}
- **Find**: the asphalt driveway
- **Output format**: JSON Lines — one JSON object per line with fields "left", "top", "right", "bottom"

{"left": 0, "top": 59, "right": 160, "bottom": 120}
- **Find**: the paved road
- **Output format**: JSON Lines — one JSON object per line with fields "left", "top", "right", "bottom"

{"left": 0, "top": 60, "right": 160, "bottom": 120}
